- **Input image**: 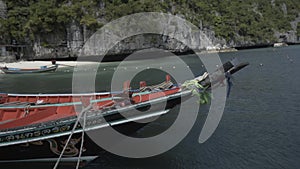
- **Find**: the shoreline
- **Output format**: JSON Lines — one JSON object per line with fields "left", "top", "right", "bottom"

{"left": 1, "top": 44, "right": 299, "bottom": 67}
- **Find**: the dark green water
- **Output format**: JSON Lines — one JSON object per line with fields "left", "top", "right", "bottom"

{"left": 0, "top": 45, "right": 299, "bottom": 169}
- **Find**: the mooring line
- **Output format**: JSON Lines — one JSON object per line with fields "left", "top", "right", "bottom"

{"left": 53, "top": 104, "right": 92, "bottom": 169}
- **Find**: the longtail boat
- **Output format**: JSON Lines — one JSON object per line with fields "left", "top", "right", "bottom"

{"left": 0, "top": 65, "right": 58, "bottom": 74}
{"left": 0, "top": 59, "right": 248, "bottom": 165}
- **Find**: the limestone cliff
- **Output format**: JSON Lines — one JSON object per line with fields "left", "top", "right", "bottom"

{"left": 0, "top": 0, "right": 300, "bottom": 60}
{"left": 0, "top": 0, "right": 6, "bottom": 19}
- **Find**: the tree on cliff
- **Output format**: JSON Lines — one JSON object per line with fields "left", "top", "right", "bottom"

{"left": 0, "top": 0, "right": 299, "bottom": 46}
{"left": 297, "top": 23, "right": 300, "bottom": 38}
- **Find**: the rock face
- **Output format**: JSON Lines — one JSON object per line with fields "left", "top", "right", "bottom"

{"left": 30, "top": 19, "right": 300, "bottom": 59}
{"left": 1, "top": 0, "right": 300, "bottom": 60}
{"left": 288, "top": 15, "right": 300, "bottom": 43}
{"left": 31, "top": 12, "right": 300, "bottom": 59}
{"left": 33, "top": 13, "right": 225, "bottom": 58}
{"left": 31, "top": 21, "right": 85, "bottom": 59}
{"left": 67, "top": 21, "right": 84, "bottom": 54}
{"left": 273, "top": 16, "right": 300, "bottom": 44}
{"left": 0, "top": 0, "right": 7, "bottom": 58}
{"left": 79, "top": 13, "right": 219, "bottom": 57}
{"left": 0, "top": 0, "right": 6, "bottom": 19}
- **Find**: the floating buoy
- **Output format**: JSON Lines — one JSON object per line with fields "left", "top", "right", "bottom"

{"left": 173, "top": 66, "right": 176, "bottom": 69}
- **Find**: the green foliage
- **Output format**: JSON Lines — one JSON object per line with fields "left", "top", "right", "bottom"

{"left": 1, "top": 0, "right": 100, "bottom": 42}
{"left": 182, "top": 79, "right": 211, "bottom": 104}
{"left": 1, "top": 0, "right": 299, "bottom": 45}
{"left": 297, "top": 23, "right": 300, "bottom": 37}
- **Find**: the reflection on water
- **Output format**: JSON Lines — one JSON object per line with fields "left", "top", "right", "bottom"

{"left": 0, "top": 46, "right": 300, "bottom": 169}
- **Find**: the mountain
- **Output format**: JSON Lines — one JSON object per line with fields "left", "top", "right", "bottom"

{"left": 0, "top": 0, "right": 299, "bottom": 60}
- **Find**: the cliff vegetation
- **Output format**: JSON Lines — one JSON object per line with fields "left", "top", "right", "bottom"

{"left": 0, "top": 0, "right": 299, "bottom": 58}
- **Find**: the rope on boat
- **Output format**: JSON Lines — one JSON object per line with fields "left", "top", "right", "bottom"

{"left": 53, "top": 104, "right": 92, "bottom": 169}
{"left": 24, "top": 104, "right": 30, "bottom": 117}
{"left": 139, "top": 81, "right": 173, "bottom": 92}
{"left": 76, "top": 111, "right": 87, "bottom": 169}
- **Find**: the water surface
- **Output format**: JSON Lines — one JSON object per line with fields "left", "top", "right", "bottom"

{"left": 0, "top": 46, "right": 299, "bottom": 169}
